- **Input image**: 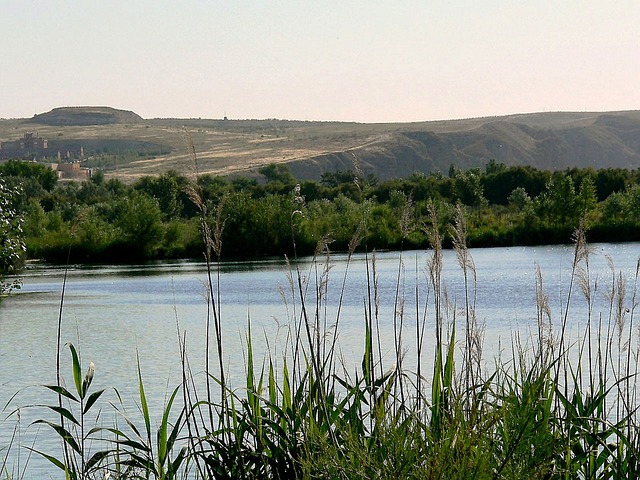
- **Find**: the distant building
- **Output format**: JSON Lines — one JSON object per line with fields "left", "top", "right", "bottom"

{"left": 53, "top": 161, "right": 91, "bottom": 180}
{"left": 0, "top": 132, "right": 49, "bottom": 159}
{"left": 0, "top": 131, "right": 91, "bottom": 179}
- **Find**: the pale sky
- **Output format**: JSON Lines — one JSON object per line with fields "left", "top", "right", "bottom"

{"left": 1, "top": 1, "right": 639, "bottom": 123}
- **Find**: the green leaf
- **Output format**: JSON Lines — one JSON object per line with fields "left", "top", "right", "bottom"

{"left": 83, "top": 388, "right": 106, "bottom": 414}
{"left": 444, "top": 323, "right": 456, "bottom": 390}
{"left": 282, "top": 359, "right": 292, "bottom": 412}
{"left": 44, "top": 385, "right": 79, "bottom": 403}
{"left": 113, "top": 438, "right": 152, "bottom": 452}
{"left": 123, "top": 452, "right": 156, "bottom": 472}
{"left": 45, "top": 405, "right": 79, "bottom": 426}
{"left": 86, "top": 426, "right": 106, "bottom": 436}
{"left": 85, "top": 450, "right": 110, "bottom": 471}
{"left": 168, "top": 446, "right": 188, "bottom": 475}
{"left": 158, "top": 386, "right": 180, "bottom": 467}
{"left": 165, "top": 410, "right": 185, "bottom": 471}
{"left": 136, "top": 355, "right": 151, "bottom": 444}
{"left": 69, "top": 344, "right": 84, "bottom": 399}
{"left": 269, "top": 360, "right": 277, "bottom": 407}
{"left": 32, "top": 420, "right": 82, "bottom": 454}
{"left": 115, "top": 412, "right": 143, "bottom": 439}
{"left": 24, "top": 446, "right": 67, "bottom": 471}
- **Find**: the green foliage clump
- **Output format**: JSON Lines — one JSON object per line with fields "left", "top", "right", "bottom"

{"left": 0, "top": 176, "right": 25, "bottom": 294}
{"left": 4, "top": 158, "right": 640, "bottom": 266}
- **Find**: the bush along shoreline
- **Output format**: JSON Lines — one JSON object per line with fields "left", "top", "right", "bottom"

{"left": 1, "top": 158, "right": 640, "bottom": 265}
{"left": 3, "top": 171, "right": 640, "bottom": 478}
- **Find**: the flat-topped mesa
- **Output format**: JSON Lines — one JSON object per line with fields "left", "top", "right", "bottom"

{"left": 29, "top": 106, "right": 143, "bottom": 126}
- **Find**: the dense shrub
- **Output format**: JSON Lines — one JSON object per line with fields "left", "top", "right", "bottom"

{"left": 5, "top": 160, "right": 640, "bottom": 264}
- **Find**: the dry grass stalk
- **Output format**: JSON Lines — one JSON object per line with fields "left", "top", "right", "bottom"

{"left": 181, "top": 129, "right": 199, "bottom": 176}
{"left": 451, "top": 204, "right": 482, "bottom": 395}
{"left": 399, "top": 193, "right": 415, "bottom": 239}
{"left": 616, "top": 271, "right": 627, "bottom": 343}
{"left": 351, "top": 152, "right": 363, "bottom": 192}
{"left": 571, "top": 219, "right": 591, "bottom": 267}
{"left": 348, "top": 221, "right": 364, "bottom": 256}
{"left": 212, "top": 195, "right": 226, "bottom": 259}
{"left": 424, "top": 202, "right": 444, "bottom": 341}
{"left": 535, "top": 264, "right": 553, "bottom": 353}
{"left": 315, "top": 234, "right": 334, "bottom": 257}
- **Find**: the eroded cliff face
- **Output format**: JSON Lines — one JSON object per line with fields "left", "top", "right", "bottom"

{"left": 288, "top": 113, "right": 640, "bottom": 181}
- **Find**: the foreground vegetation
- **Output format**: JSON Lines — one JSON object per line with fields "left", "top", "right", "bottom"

{"left": 2, "top": 182, "right": 640, "bottom": 477}
{"left": 4, "top": 154, "right": 640, "bottom": 478}
{"left": 1, "top": 158, "right": 640, "bottom": 265}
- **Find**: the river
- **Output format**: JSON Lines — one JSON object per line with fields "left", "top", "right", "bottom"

{"left": 2, "top": 243, "right": 640, "bottom": 478}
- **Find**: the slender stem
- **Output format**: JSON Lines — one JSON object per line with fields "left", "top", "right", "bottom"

{"left": 56, "top": 247, "right": 73, "bottom": 474}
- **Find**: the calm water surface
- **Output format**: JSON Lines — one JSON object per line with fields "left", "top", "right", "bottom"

{"left": 2, "top": 243, "right": 640, "bottom": 478}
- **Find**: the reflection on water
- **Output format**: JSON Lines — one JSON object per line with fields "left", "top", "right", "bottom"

{"left": 2, "top": 243, "right": 640, "bottom": 478}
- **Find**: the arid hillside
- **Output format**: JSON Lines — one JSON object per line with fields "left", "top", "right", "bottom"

{"left": 1, "top": 107, "right": 640, "bottom": 181}
{"left": 31, "top": 106, "right": 144, "bottom": 126}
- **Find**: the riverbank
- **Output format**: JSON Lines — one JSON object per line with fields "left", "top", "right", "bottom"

{"left": 1, "top": 161, "right": 637, "bottom": 265}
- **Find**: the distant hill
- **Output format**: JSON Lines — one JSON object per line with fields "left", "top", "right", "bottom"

{"left": 2, "top": 108, "right": 640, "bottom": 181}
{"left": 285, "top": 111, "right": 640, "bottom": 180}
{"left": 29, "top": 107, "right": 143, "bottom": 126}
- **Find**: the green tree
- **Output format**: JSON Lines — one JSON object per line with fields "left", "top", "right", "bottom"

{"left": 601, "top": 191, "right": 627, "bottom": 225}
{"left": 321, "top": 170, "right": 357, "bottom": 188}
{"left": 299, "top": 180, "right": 330, "bottom": 202}
{"left": 404, "top": 171, "right": 444, "bottom": 202}
{"left": 537, "top": 174, "right": 578, "bottom": 227}
{"left": 0, "top": 159, "right": 58, "bottom": 191}
{"left": 230, "top": 176, "right": 257, "bottom": 191}
{"left": 258, "top": 164, "right": 296, "bottom": 185}
{"left": 134, "top": 171, "right": 187, "bottom": 220}
{"left": 507, "top": 187, "right": 532, "bottom": 212}
{"left": 482, "top": 165, "right": 550, "bottom": 205}
{"left": 90, "top": 169, "right": 105, "bottom": 186}
{"left": 595, "top": 168, "right": 629, "bottom": 201}
{"left": 452, "top": 169, "right": 487, "bottom": 207}
{"left": 576, "top": 176, "right": 598, "bottom": 218}
{"left": 113, "top": 192, "right": 164, "bottom": 257}
{"left": 0, "top": 177, "right": 25, "bottom": 294}
{"left": 485, "top": 159, "right": 507, "bottom": 175}
{"left": 72, "top": 207, "right": 119, "bottom": 258}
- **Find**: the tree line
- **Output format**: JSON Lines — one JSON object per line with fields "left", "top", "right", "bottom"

{"left": 2, "top": 158, "right": 640, "bottom": 265}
